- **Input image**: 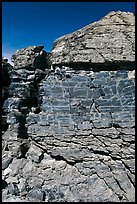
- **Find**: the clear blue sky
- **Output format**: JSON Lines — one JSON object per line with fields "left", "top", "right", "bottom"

{"left": 2, "top": 2, "right": 135, "bottom": 63}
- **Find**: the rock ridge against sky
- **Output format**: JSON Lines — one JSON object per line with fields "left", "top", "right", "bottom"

{"left": 51, "top": 11, "right": 135, "bottom": 68}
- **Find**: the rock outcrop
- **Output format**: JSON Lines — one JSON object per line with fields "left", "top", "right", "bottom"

{"left": 11, "top": 45, "right": 50, "bottom": 70}
{"left": 2, "top": 11, "right": 135, "bottom": 202}
{"left": 51, "top": 11, "right": 135, "bottom": 69}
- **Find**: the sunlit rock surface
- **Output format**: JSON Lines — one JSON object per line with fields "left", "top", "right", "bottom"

{"left": 52, "top": 11, "right": 135, "bottom": 69}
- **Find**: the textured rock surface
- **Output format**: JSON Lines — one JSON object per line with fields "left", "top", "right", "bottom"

{"left": 26, "top": 69, "right": 135, "bottom": 202}
{"left": 11, "top": 45, "right": 50, "bottom": 70}
{"left": 2, "top": 12, "right": 135, "bottom": 202}
{"left": 51, "top": 11, "right": 135, "bottom": 69}
{"left": 2, "top": 58, "right": 13, "bottom": 134}
{"left": 2, "top": 46, "right": 50, "bottom": 140}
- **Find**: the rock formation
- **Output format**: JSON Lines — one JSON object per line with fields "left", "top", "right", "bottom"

{"left": 52, "top": 11, "right": 135, "bottom": 69}
{"left": 2, "top": 11, "right": 135, "bottom": 202}
{"left": 2, "top": 57, "right": 13, "bottom": 133}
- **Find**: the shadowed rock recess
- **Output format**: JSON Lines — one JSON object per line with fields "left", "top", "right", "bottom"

{"left": 2, "top": 11, "right": 135, "bottom": 202}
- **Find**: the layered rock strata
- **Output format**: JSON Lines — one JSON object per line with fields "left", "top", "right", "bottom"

{"left": 2, "top": 11, "right": 135, "bottom": 202}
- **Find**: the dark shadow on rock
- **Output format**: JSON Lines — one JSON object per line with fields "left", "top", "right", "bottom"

{"left": 2, "top": 180, "right": 8, "bottom": 189}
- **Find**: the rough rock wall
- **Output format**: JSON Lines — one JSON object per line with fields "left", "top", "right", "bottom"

{"left": 2, "top": 11, "right": 135, "bottom": 202}
{"left": 26, "top": 67, "right": 135, "bottom": 202}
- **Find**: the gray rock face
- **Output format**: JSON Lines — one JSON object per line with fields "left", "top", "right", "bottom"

{"left": 51, "top": 11, "right": 135, "bottom": 68}
{"left": 26, "top": 69, "right": 135, "bottom": 202}
{"left": 2, "top": 11, "right": 135, "bottom": 203}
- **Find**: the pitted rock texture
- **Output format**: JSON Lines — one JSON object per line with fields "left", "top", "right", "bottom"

{"left": 2, "top": 12, "right": 135, "bottom": 202}
{"left": 51, "top": 11, "right": 135, "bottom": 69}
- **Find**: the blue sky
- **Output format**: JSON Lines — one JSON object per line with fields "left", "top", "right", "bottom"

{"left": 2, "top": 2, "right": 135, "bottom": 64}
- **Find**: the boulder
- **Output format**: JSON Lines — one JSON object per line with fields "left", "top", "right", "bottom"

{"left": 27, "top": 187, "right": 45, "bottom": 201}
{"left": 11, "top": 45, "right": 49, "bottom": 70}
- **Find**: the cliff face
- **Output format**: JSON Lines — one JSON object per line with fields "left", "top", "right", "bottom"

{"left": 2, "top": 11, "right": 135, "bottom": 202}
